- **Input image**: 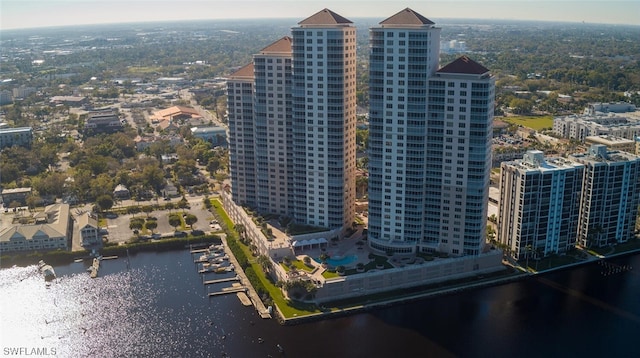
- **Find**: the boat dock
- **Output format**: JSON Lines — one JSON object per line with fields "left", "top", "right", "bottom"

{"left": 208, "top": 286, "right": 246, "bottom": 297}
{"left": 218, "top": 236, "right": 272, "bottom": 319}
{"left": 190, "top": 248, "right": 209, "bottom": 254}
{"left": 236, "top": 292, "right": 252, "bottom": 306}
{"left": 194, "top": 256, "right": 227, "bottom": 264}
{"left": 204, "top": 276, "right": 239, "bottom": 285}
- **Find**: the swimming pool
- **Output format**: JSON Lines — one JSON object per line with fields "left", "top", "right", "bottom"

{"left": 314, "top": 254, "right": 358, "bottom": 267}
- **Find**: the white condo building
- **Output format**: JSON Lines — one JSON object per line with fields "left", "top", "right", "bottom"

{"left": 291, "top": 9, "right": 356, "bottom": 230}
{"left": 498, "top": 151, "right": 584, "bottom": 260}
{"left": 570, "top": 145, "right": 640, "bottom": 248}
{"left": 367, "top": 8, "right": 494, "bottom": 256}
{"left": 228, "top": 9, "right": 355, "bottom": 232}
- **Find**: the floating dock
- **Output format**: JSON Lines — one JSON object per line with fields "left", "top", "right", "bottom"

{"left": 204, "top": 276, "right": 239, "bottom": 285}
{"left": 208, "top": 286, "right": 246, "bottom": 297}
{"left": 236, "top": 292, "right": 252, "bottom": 306}
{"left": 190, "top": 248, "right": 210, "bottom": 254}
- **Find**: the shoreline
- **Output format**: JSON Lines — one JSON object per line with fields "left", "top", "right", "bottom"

{"left": 3, "top": 239, "right": 638, "bottom": 326}
{"left": 0, "top": 235, "right": 222, "bottom": 269}
{"left": 276, "top": 247, "right": 640, "bottom": 325}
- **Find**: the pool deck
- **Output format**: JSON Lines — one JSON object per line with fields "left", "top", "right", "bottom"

{"left": 293, "top": 227, "right": 371, "bottom": 282}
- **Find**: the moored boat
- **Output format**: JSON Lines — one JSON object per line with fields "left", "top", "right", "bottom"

{"left": 38, "top": 260, "right": 56, "bottom": 282}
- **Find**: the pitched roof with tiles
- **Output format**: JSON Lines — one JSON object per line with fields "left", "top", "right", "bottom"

{"left": 380, "top": 8, "right": 435, "bottom": 26}
{"left": 437, "top": 56, "right": 490, "bottom": 75}
{"left": 260, "top": 36, "right": 292, "bottom": 54}
{"left": 298, "top": 8, "right": 352, "bottom": 26}
{"left": 228, "top": 63, "right": 255, "bottom": 79}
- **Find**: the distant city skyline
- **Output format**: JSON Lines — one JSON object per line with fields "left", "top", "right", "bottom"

{"left": 1, "top": 0, "right": 638, "bottom": 31}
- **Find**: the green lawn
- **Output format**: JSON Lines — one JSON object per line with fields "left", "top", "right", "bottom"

{"left": 590, "top": 238, "right": 640, "bottom": 256}
{"left": 502, "top": 115, "right": 554, "bottom": 131}
{"left": 211, "top": 200, "right": 322, "bottom": 318}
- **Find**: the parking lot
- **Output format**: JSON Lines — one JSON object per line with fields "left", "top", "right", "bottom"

{"left": 104, "top": 195, "right": 221, "bottom": 244}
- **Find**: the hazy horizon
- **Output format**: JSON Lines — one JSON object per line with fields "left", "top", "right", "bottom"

{"left": 1, "top": 0, "right": 639, "bottom": 31}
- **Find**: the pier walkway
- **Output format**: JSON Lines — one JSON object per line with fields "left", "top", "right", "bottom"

{"left": 204, "top": 276, "right": 240, "bottom": 285}
{"left": 208, "top": 286, "right": 246, "bottom": 297}
{"left": 219, "top": 236, "right": 272, "bottom": 319}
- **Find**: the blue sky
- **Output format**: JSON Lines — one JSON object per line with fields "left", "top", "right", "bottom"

{"left": 1, "top": 0, "right": 638, "bottom": 30}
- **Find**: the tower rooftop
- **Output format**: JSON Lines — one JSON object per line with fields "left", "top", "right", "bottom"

{"left": 379, "top": 8, "right": 435, "bottom": 26}
{"left": 298, "top": 8, "right": 352, "bottom": 26}
{"left": 437, "top": 56, "right": 489, "bottom": 75}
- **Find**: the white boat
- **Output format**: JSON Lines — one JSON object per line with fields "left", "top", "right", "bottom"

{"left": 208, "top": 244, "right": 224, "bottom": 251}
{"left": 202, "top": 262, "right": 222, "bottom": 272}
{"left": 38, "top": 260, "right": 56, "bottom": 282}
{"left": 199, "top": 252, "right": 226, "bottom": 262}
{"left": 208, "top": 255, "right": 229, "bottom": 264}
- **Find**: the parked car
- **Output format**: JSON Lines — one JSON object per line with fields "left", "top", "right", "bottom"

{"left": 191, "top": 230, "right": 204, "bottom": 237}
{"left": 174, "top": 231, "right": 187, "bottom": 238}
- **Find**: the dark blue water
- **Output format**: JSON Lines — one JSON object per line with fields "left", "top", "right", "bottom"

{"left": 1, "top": 250, "right": 638, "bottom": 357}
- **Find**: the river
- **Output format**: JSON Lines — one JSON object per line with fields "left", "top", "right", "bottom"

{"left": 1, "top": 250, "right": 638, "bottom": 357}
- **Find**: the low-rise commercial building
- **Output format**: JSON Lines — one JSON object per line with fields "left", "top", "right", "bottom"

{"left": 0, "top": 127, "right": 33, "bottom": 149}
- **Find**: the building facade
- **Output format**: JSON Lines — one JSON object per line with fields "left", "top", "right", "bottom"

{"left": 291, "top": 9, "right": 356, "bottom": 230}
{"left": 0, "top": 203, "right": 72, "bottom": 253}
{"left": 253, "top": 37, "right": 293, "bottom": 216}
{"left": 228, "top": 9, "right": 356, "bottom": 232}
{"left": 367, "top": 9, "right": 494, "bottom": 256}
{"left": 498, "top": 151, "right": 584, "bottom": 260}
{"left": 553, "top": 103, "right": 640, "bottom": 142}
{"left": 571, "top": 145, "right": 640, "bottom": 248}
{"left": 0, "top": 127, "right": 33, "bottom": 149}
{"left": 228, "top": 63, "right": 257, "bottom": 209}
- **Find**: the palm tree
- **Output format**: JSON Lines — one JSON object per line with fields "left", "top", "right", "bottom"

{"left": 355, "top": 176, "right": 368, "bottom": 198}
{"left": 235, "top": 224, "right": 246, "bottom": 240}
{"left": 257, "top": 255, "right": 273, "bottom": 274}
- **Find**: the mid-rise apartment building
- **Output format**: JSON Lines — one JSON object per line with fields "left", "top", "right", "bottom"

{"left": 571, "top": 145, "right": 640, "bottom": 248}
{"left": 498, "top": 151, "right": 584, "bottom": 260}
{"left": 0, "top": 127, "right": 33, "bottom": 149}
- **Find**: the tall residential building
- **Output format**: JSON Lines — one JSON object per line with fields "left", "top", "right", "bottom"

{"left": 253, "top": 37, "right": 293, "bottom": 216}
{"left": 571, "top": 145, "right": 640, "bottom": 248}
{"left": 227, "top": 63, "right": 257, "bottom": 208}
{"left": 498, "top": 151, "right": 584, "bottom": 260}
{"left": 368, "top": 8, "right": 494, "bottom": 256}
{"left": 228, "top": 9, "right": 355, "bottom": 232}
{"left": 291, "top": 9, "right": 356, "bottom": 230}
